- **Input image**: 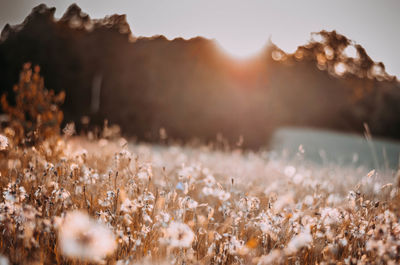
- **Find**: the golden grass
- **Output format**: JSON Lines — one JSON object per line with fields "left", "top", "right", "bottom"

{"left": 1, "top": 63, "right": 400, "bottom": 264}
{"left": 0, "top": 132, "right": 399, "bottom": 264}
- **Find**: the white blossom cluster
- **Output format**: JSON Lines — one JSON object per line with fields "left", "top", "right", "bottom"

{"left": 0, "top": 136, "right": 399, "bottom": 264}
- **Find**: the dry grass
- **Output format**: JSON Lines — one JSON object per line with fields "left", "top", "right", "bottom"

{"left": 1, "top": 64, "right": 400, "bottom": 264}
{"left": 0, "top": 132, "right": 400, "bottom": 265}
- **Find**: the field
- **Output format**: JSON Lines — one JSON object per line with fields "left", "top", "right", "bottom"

{"left": 1, "top": 3, "right": 400, "bottom": 264}
{"left": 1, "top": 60, "right": 399, "bottom": 264}
{"left": 1, "top": 132, "right": 400, "bottom": 265}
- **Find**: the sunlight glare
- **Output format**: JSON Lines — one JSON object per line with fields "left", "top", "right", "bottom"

{"left": 215, "top": 32, "right": 314, "bottom": 60}
{"left": 216, "top": 39, "right": 265, "bottom": 59}
{"left": 343, "top": 45, "right": 358, "bottom": 59}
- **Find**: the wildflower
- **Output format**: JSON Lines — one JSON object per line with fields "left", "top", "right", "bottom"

{"left": 120, "top": 198, "right": 137, "bottom": 213}
{"left": 98, "top": 138, "right": 108, "bottom": 147}
{"left": 284, "top": 165, "right": 296, "bottom": 177}
{"left": 366, "top": 239, "right": 385, "bottom": 256}
{"left": 53, "top": 188, "right": 71, "bottom": 203}
{"left": 143, "top": 213, "right": 153, "bottom": 223}
{"left": 0, "top": 255, "right": 9, "bottom": 265}
{"left": 186, "top": 198, "right": 198, "bottom": 209}
{"left": 286, "top": 229, "right": 313, "bottom": 254}
{"left": 0, "top": 135, "right": 8, "bottom": 150}
{"left": 326, "top": 193, "right": 342, "bottom": 205}
{"left": 227, "top": 236, "right": 247, "bottom": 255}
{"left": 137, "top": 163, "right": 152, "bottom": 180}
{"left": 3, "top": 185, "right": 16, "bottom": 202}
{"left": 203, "top": 174, "right": 216, "bottom": 186}
{"left": 259, "top": 220, "right": 279, "bottom": 241}
{"left": 137, "top": 170, "right": 149, "bottom": 180}
{"left": 202, "top": 186, "right": 213, "bottom": 196}
{"left": 75, "top": 185, "right": 83, "bottom": 195}
{"left": 202, "top": 187, "right": 231, "bottom": 201}
{"left": 58, "top": 210, "right": 116, "bottom": 262}
{"left": 217, "top": 189, "right": 231, "bottom": 201}
{"left": 273, "top": 194, "right": 294, "bottom": 211}
{"left": 292, "top": 173, "right": 303, "bottom": 184}
{"left": 143, "top": 192, "right": 155, "bottom": 202}
{"left": 176, "top": 182, "right": 185, "bottom": 191}
{"left": 339, "top": 238, "right": 348, "bottom": 246}
{"left": 99, "top": 191, "right": 116, "bottom": 207}
{"left": 156, "top": 211, "right": 171, "bottom": 225}
{"left": 323, "top": 243, "right": 339, "bottom": 259}
{"left": 321, "top": 207, "right": 341, "bottom": 226}
{"left": 303, "top": 195, "right": 314, "bottom": 206}
{"left": 257, "top": 250, "right": 282, "bottom": 265}
{"left": 63, "top": 122, "right": 75, "bottom": 136}
{"left": 162, "top": 221, "right": 195, "bottom": 248}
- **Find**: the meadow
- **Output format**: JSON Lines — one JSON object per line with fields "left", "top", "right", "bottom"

{"left": 1, "top": 128, "right": 400, "bottom": 264}
{"left": 1, "top": 64, "right": 400, "bottom": 265}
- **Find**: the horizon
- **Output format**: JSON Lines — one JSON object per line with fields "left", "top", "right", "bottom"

{"left": 1, "top": 0, "right": 399, "bottom": 78}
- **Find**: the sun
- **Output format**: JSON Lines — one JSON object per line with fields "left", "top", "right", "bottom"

{"left": 215, "top": 35, "right": 308, "bottom": 60}
{"left": 215, "top": 39, "right": 265, "bottom": 60}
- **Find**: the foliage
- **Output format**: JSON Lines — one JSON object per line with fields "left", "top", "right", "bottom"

{"left": 1, "top": 62, "right": 65, "bottom": 145}
{"left": 1, "top": 4, "right": 400, "bottom": 148}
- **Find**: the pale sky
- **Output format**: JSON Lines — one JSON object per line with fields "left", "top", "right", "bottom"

{"left": 1, "top": 0, "right": 399, "bottom": 77}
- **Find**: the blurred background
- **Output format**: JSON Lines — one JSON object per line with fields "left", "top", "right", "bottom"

{"left": 1, "top": 1, "right": 400, "bottom": 168}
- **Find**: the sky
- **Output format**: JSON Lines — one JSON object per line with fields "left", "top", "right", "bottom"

{"left": 1, "top": 0, "right": 399, "bottom": 77}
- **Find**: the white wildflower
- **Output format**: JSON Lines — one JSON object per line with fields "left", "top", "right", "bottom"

{"left": 120, "top": 198, "right": 137, "bottom": 213}
{"left": 58, "top": 211, "right": 116, "bottom": 262}
{"left": 292, "top": 173, "right": 303, "bottom": 184}
{"left": 326, "top": 194, "right": 343, "bottom": 205}
{"left": 202, "top": 186, "right": 213, "bottom": 196}
{"left": 156, "top": 211, "right": 171, "bottom": 225}
{"left": 203, "top": 174, "right": 216, "bottom": 187}
{"left": 0, "top": 255, "right": 9, "bottom": 265}
{"left": 273, "top": 194, "right": 294, "bottom": 211}
{"left": 53, "top": 188, "right": 71, "bottom": 203}
{"left": 258, "top": 250, "right": 282, "bottom": 265}
{"left": 70, "top": 163, "right": 79, "bottom": 171}
{"left": 162, "top": 221, "right": 195, "bottom": 248}
{"left": 339, "top": 238, "right": 348, "bottom": 247}
{"left": 137, "top": 171, "right": 149, "bottom": 180}
{"left": 321, "top": 207, "right": 341, "bottom": 226}
{"left": 303, "top": 195, "right": 314, "bottom": 206}
{"left": 284, "top": 165, "right": 296, "bottom": 177}
{"left": 186, "top": 198, "right": 198, "bottom": 209}
{"left": 0, "top": 135, "right": 9, "bottom": 150}
{"left": 202, "top": 187, "right": 230, "bottom": 201}
{"left": 227, "top": 236, "right": 245, "bottom": 255}
{"left": 216, "top": 189, "right": 231, "bottom": 201}
{"left": 3, "top": 189, "right": 16, "bottom": 202}
{"left": 286, "top": 229, "right": 313, "bottom": 254}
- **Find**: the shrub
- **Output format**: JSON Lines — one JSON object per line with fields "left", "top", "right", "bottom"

{"left": 1, "top": 62, "right": 65, "bottom": 145}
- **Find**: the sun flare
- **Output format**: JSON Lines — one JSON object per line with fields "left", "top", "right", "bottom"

{"left": 216, "top": 39, "right": 265, "bottom": 59}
